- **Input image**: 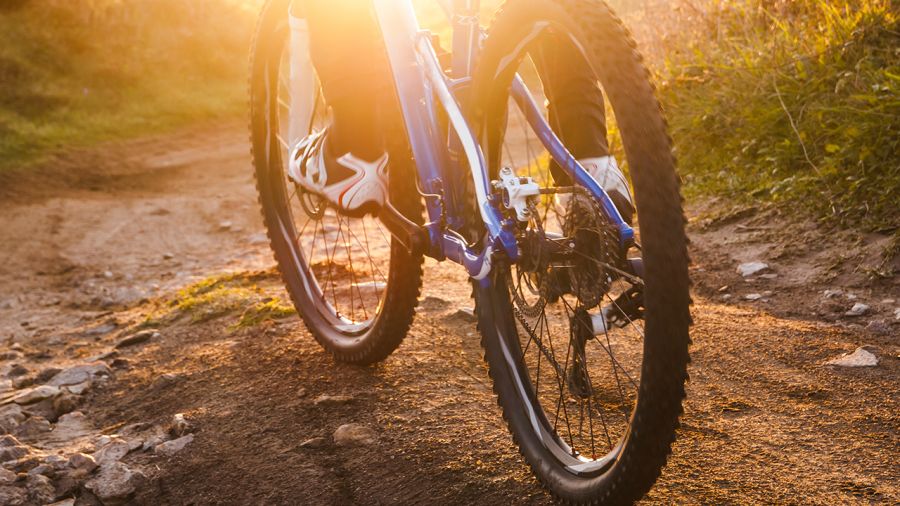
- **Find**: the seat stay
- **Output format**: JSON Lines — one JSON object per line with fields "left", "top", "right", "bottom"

{"left": 510, "top": 76, "right": 635, "bottom": 246}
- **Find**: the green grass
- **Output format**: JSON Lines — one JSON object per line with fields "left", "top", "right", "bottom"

{"left": 132, "top": 271, "right": 295, "bottom": 330}
{"left": 0, "top": 0, "right": 259, "bottom": 172}
{"left": 171, "top": 271, "right": 295, "bottom": 328}
{"left": 656, "top": 0, "right": 899, "bottom": 235}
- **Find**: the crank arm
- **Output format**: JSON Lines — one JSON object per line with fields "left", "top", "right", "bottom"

{"left": 378, "top": 203, "right": 428, "bottom": 257}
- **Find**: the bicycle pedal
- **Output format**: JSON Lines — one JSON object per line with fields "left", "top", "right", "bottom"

{"left": 602, "top": 286, "right": 644, "bottom": 328}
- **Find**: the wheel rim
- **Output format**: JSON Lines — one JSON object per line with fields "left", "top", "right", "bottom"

{"left": 484, "top": 27, "right": 646, "bottom": 475}
{"left": 265, "top": 18, "right": 393, "bottom": 338}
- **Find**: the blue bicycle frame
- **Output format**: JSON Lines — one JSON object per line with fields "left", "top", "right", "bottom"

{"left": 372, "top": 0, "right": 634, "bottom": 281}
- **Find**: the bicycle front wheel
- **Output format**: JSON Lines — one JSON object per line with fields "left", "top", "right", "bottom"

{"left": 249, "top": 0, "right": 423, "bottom": 364}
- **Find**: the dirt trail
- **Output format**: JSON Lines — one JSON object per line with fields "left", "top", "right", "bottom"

{"left": 0, "top": 126, "right": 897, "bottom": 505}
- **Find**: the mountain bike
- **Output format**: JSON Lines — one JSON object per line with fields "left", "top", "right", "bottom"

{"left": 249, "top": 0, "right": 691, "bottom": 503}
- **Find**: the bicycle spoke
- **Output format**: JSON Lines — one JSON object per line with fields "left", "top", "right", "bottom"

{"left": 275, "top": 133, "right": 290, "bottom": 151}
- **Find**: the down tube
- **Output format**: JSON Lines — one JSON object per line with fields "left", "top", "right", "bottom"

{"left": 372, "top": 0, "right": 447, "bottom": 231}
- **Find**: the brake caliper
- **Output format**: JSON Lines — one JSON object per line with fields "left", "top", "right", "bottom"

{"left": 494, "top": 167, "right": 541, "bottom": 222}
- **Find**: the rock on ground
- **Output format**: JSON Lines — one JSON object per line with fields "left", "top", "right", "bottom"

{"left": 25, "top": 473, "right": 54, "bottom": 504}
{"left": 63, "top": 381, "right": 91, "bottom": 395}
{"left": 13, "top": 416, "right": 51, "bottom": 439}
{"left": 866, "top": 320, "right": 891, "bottom": 335}
{"left": 34, "top": 368, "right": 62, "bottom": 384}
{"left": 0, "top": 486, "right": 27, "bottom": 505}
{"left": 93, "top": 439, "right": 131, "bottom": 466}
{"left": 454, "top": 307, "right": 477, "bottom": 322}
{"left": 333, "top": 424, "right": 377, "bottom": 447}
{"left": 0, "top": 404, "right": 25, "bottom": 433}
{"left": 42, "top": 411, "right": 93, "bottom": 446}
{"left": 9, "top": 385, "right": 60, "bottom": 405}
{"left": 115, "top": 330, "right": 159, "bottom": 349}
{"left": 737, "top": 262, "right": 769, "bottom": 277}
{"left": 84, "top": 462, "right": 146, "bottom": 504}
{"left": 845, "top": 303, "right": 870, "bottom": 317}
{"left": 155, "top": 434, "right": 194, "bottom": 456}
{"left": 168, "top": 413, "right": 193, "bottom": 437}
{"left": 0, "top": 434, "right": 24, "bottom": 447}
{"left": 67, "top": 452, "right": 98, "bottom": 475}
{"left": 826, "top": 347, "right": 879, "bottom": 367}
{"left": 140, "top": 426, "right": 170, "bottom": 452}
{"left": 0, "top": 467, "right": 17, "bottom": 484}
{"left": 313, "top": 394, "right": 354, "bottom": 406}
{"left": 47, "top": 363, "right": 110, "bottom": 387}
{"left": 418, "top": 296, "right": 450, "bottom": 312}
{"left": 0, "top": 442, "right": 29, "bottom": 462}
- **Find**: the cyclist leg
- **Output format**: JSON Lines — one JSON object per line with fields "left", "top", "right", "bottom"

{"left": 533, "top": 36, "right": 634, "bottom": 222}
{"left": 288, "top": 0, "right": 392, "bottom": 214}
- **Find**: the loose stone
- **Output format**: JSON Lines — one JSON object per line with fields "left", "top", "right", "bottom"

{"left": 169, "top": 413, "right": 193, "bottom": 438}
{"left": 313, "top": 394, "right": 354, "bottom": 406}
{"left": 115, "top": 330, "right": 159, "bottom": 349}
{"left": 9, "top": 386, "right": 60, "bottom": 405}
{"left": 34, "top": 368, "right": 62, "bottom": 384}
{"left": 454, "top": 307, "right": 477, "bottom": 322}
{"left": 155, "top": 434, "right": 194, "bottom": 456}
{"left": 13, "top": 417, "right": 51, "bottom": 439}
{"left": 84, "top": 462, "right": 146, "bottom": 503}
{"left": 47, "top": 363, "right": 110, "bottom": 387}
{"left": 93, "top": 439, "right": 131, "bottom": 466}
{"left": 845, "top": 303, "right": 869, "bottom": 317}
{"left": 826, "top": 347, "right": 879, "bottom": 367}
{"left": 299, "top": 437, "right": 328, "bottom": 449}
{"left": 25, "top": 473, "right": 54, "bottom": 504}
{"left": 737, "top": 262, "right": 769, "bottom": 277}
{"left": 67, "top": 453, "right": 98, "bottom": 475}
{"left": 333, "top": 423, "right": 378, "bottom": 447}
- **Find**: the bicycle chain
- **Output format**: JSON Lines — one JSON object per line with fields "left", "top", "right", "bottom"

{"left": 510, "top": 299, "right": 567, "bottom": 381}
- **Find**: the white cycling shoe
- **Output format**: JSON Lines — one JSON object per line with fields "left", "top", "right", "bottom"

{"left": 287, "top": 130, "right": 388, "bottom": 216}
{"left": 557, "top": 156, "right": 635, "bottom": 223}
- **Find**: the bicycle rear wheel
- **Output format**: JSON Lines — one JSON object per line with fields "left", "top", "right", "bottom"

{"left": 470, "top": 0, "right": 691, "bottom": 503}
{"left": 249, "top": 0, "right": 423, "bottom": 364}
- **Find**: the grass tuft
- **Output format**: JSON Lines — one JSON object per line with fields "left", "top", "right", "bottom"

{"left": 171, "top": 271, "right": 295, "bottom": 327}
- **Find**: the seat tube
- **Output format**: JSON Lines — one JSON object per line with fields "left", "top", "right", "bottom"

{"left": 451, "top": 0, "right": 480, "bottom": 78}
{"left": 372, "top": 0, "right": 446, "bottom": 210}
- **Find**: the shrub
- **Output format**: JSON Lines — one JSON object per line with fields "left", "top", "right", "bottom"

{"left": 654, "top": 0, "right": 899, "bottom": 234}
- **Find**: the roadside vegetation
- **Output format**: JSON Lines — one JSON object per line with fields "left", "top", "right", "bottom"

{"left": 139, "top": 270, "right": 296, "bottom": 330}
{"left": 653, "top": 0, "right": 899, "bottom": 236}
{"left": 0, "top": 0, "right": 258, "bottom": 172}
{"left": 2, "top": 0, "right": 895, "bottom": 241}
